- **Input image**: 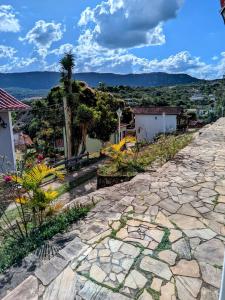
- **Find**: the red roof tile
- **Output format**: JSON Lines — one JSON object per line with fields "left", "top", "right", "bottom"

{"left": 133, "top": 107, "right": 182, "bottom": 115}
{"left": 0, "top": 88, "right": 31, "bottom": 111}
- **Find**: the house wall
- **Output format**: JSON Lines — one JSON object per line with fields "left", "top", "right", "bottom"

{"left": 0, "top": 112, "right": 16, "bottom": 171}
{"left": 86, "top": 127, "right": 127, "bottom": 153}
{"left": 135, "top": 114, "right": 177, "bottom": 142}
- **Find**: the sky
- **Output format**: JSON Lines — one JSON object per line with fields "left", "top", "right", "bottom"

{"left": 0, "top": 0, "right": 224, "bottom": 79}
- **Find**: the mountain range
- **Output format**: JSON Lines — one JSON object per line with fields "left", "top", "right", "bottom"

{"left": 0, "top": 71, "right": 202, "bottom": 99}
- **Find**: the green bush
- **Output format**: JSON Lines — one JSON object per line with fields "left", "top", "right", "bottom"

{"left": 0, "top": 205, "right": 90, "bottom": 273}
{"left": 100, "top": 133, "right": 193, "bottom": 176}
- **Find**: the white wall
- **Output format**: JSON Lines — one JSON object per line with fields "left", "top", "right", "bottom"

{"left": 135, "top": 114, "right": 177, "bottom": 142}
{"left": 86, "top": 128, "right": 127, "bottom": 153}
{"left": 0, "top": 112, "right": 16, "bottom": 171}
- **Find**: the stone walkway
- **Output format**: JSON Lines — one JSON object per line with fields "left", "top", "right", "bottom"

{"left": 3, "top": 119, "right": 225, "bottom": 300}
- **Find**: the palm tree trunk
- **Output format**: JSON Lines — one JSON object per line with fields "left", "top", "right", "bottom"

{"left": 80, "top": 124, "right": 88, "bottom": 154}
{"left": 63, "top": 96, "right": 72, "bottom": 159}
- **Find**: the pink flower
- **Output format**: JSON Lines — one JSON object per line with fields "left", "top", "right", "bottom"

{"left": 3, "top": 175, "right": 12, "bottom": 183}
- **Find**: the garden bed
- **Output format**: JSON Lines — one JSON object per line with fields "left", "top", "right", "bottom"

{"left": 97, "top": 133, "right": 193, "bottom": 188}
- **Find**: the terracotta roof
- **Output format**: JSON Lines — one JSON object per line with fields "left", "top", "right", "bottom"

{"left": 0, "top": 88, "right": 31, "bottom": 111}
{"left": 133, "top": 107, "right": 182, "bottom": 115}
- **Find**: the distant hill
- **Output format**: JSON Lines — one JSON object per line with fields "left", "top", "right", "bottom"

{"left": 0, "top": 71, "right": 202, "bottom": 99}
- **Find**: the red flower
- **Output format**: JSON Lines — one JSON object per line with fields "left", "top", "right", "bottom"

{"left": 3, "top": 175, "right": 12, "bottom": 183}
{"left": 37, "top": 154, "right": 44, "bottom": 161}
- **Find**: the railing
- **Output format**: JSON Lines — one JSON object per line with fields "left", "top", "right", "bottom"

{"left": 53, "top": 152, "right": 90, "bottom": 170}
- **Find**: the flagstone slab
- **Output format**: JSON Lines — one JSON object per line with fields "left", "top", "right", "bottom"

{"left": 190, "top": 238, "right": 201, "bottom": 250}
{"left": 169, "top": 214, "right": 205, "bottom": 230}
{"left": 172, "top": 238, "right": 192, "bottom": 260}
{"left": 194, "top": 239, "right": 224, "bottom": 265}
{"left": 43, "top": 267, "right": 77, "bottom": 300}
{"left": 155, "top": 212, "right": 174, "bottom": 229}
{"left": 177, "top": 203, "right": 201, "bottom": 217}
{"left": 169, "top": 229, "right": 183, "bottom": 243}
{"left": 177, "top": 193, "right": 196, "bottom": 204}
{"left": 175, "top": 276, "right": 202, "bottom": 300}
{"left": 198, "top": 188, "right": 217, "bottom": 198}
{"left": 78, "top": 279, "right": 130, "bottom": 300}
{"left": 124, "top": 270, "right": 147, "bottom": 290}
{"left": 218, "top": 195, "right": 225, "bottom": 203}
{"left": 200, "top": 287, "right": 219, "bottom": 300}
{"left": 204, "top": 211, "right": 225, "bottom": 224}
{"left": 215, "top": 203, "right": 225, "bottom": 213}
{"left": 200, "top": 263, "right": 222, "bottom": 288}
{"left": 150, "top": 278, "right": 162, "bottom": 292}
{"left": 183, "top": 228, "right": 217, "bottom": 240}
{"left": 35, "top": 256, "right": 68, "bottom": 286}
{"left": 158, "top": 250, "right": 177, "bottom": 266}
{"left": 160, "top": 282, "right": 176, "bottom": 300}
{"left": 59, "top": 237, "right": 88, "bottom": 262}
{"left": 171, "top": 260, "right": 200, "bottom": 277}
{"left": 158, "top": 199, "right": 180, "bottom": 213}
{"left": 2, "top": 276, "right": 38, "bottom": 300}
{"left": 140, "top": 256, "right": 172, "bottom": 281}
{"left": 215, "top": 185, "right": 225, "bottom": 195}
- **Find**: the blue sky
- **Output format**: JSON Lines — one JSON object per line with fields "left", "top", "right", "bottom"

{"left": 0, "top": 0, "right": 224, "bottom": 79}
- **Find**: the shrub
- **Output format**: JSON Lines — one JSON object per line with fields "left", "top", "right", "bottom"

{"left": 0, "top": 204, "right": 90, "bottom": 272}
{"left": 99, "top": 133, "right": 192, "bottom": 176}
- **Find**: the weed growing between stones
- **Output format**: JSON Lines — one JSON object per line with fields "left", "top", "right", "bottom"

{"left": 146, "top": 287, "right": 160, "bottom": 300}
{"left": 155, "top": 228, "right": 171, "bottom": 252}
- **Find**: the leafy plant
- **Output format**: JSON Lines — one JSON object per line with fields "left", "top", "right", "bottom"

{"left": 11, "top": 163, "right": 65, "bottom": 228}
{"left": 101, "top": 136, "right": 138, "bottom": 175}
{"left": 0, "top": 163, "right": 65, "bottom": 245}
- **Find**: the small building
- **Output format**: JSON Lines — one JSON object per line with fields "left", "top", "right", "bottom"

{"left": 0, "top": 89, "right": 30, "bottom": 170}
{"left": 133, "top": 107, "right": 182, "bottom": 142}
{"left": 190, "top": 94, "right": 204, "bottom": 102}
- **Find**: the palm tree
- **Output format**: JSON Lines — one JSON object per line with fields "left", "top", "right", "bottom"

{"left": 60, "top": 52, "right": 75, "bottom": 159}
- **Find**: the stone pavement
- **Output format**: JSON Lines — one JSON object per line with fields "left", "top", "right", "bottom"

{"left": 3, "top": 119, "right": 225, "bottom": 300}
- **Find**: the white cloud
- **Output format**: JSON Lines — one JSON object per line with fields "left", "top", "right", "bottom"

{"left": 55, "top": 30, "right": 220, "bottom": 79}
{"left": 50, "top": 43, "right": 74, "bottom": 55}
{"left": 0, "top": 45, "right": 17, "bottom": 59}
{"left": 212, "top": 56, "right": 219, "bottom": 61}
{"left": 0, "top": 57, "right": 37, "bottom": 73}
{"left": 19, "top": 20, "right": 64, "bottom": 57}
{"left": 78, "top": 0, "right": 183, "bottom": 49}
{"left": 0, "top": 5, "right": 20, "bottom": 32}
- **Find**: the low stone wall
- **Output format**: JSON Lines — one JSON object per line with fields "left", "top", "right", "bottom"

{"left": 97, "top": 173, "right": 135, "bottom": 189}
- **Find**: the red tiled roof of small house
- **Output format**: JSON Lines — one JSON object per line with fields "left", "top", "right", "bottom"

{"left": 133, "top": 107, "right": 183, "bottom": 115}
{"left": 0, "top": 88, "right": 31, "bottom": 111}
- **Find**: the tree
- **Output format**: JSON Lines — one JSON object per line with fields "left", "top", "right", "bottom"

{"left": 89, "top": 92, "right": 119, "bottom": 145}
{"left": 22, "top": 78, "right": 124, "bottom": 158}
{"left": 60, "top": 52, "right": 75, "bottom": 159}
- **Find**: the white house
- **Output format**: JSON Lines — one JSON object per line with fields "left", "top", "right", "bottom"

{"left": 0, "top": 89, "right": 30, "bottom": 171}
{"left": 190, "top": 94, "right": 204, "bottom": 102}
{"left": 134, "top": 107, "right": 182, "bottom": 142}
